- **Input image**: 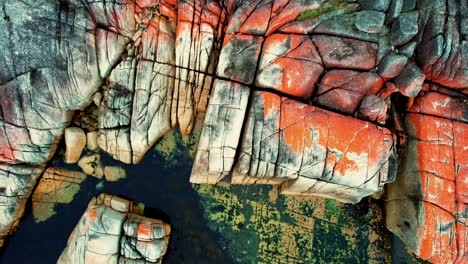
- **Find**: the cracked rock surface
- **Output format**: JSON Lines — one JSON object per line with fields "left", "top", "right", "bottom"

{"left": 58, "top": 194, "right": 171, "bottom": 264}
{"left": 0, "top": 0, "right": 466, "bottom": 262}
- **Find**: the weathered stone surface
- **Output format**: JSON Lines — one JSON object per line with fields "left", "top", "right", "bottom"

{"left": 190, "top": 79, "right": 250, "bottom": 184}
{"left": 64, "top": 127, "right": 87, "bottom": 164}
{"left": 216, "top": 34, "right": 263, "bottom": 85}
{"left": 385, "top": 0, "right": 403, "bottom": 23}
{"left": 416, "top": 0, "right": 468, "bottom": 89}
{"left": 359, "top": 0, "right": 390, "bottom": 12}
{"left": 256, "top": 34, "right": 324, "bottom": 99}
{"left": 391, "top": 11, "right": 419, "bottom": 46}
{"left": 315, "top": 70, "right": 384, "bottom": 115}
{"left": 377, "top": 52, "right": 408, "bottom": 79}
{"left": 32, "top": 168, "right": 86, "bottom": 222}
{"left": 355, "top": 11, "right": 385, "bottom": 34}
{"left": 0, "top": 164, "right": 44, "bottom": 247}
{"left": 86, "top": 131, "right": 99, "bottom": 151}
{"left": 78, "top": 154, "right": 104, "bottom": 179}
{"left": 394, "top": 62, "right": 425, "bottom": 97}
{"left": 358, "top": 94, "right": 388, "bottom": 124}
{"left": 231, "top": 91, "right": 396, "bottom": 203}
{"left": 104, "top": 166, "right": 127, "bottom": 182}
{"left": 312, "top": 35, "right": 378, "bottom": 70}
{"left": 58, "top": 194, "right": 170, "bottom": 264}
{"left": 386, "top": 90, "right": 467, "bottom": 264}
{"left": 173, "top": 0, "right": 223, "bottom": 135}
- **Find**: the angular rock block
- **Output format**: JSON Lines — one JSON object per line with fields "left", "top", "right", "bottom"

{"left": 315, "top": 70, "right": 384, "bottom": 115}
{"left": 58, "top": 194, "right": 170, "bottom": 264}
{"left": 190, "top": 79, "right": 250, "bottom": 184}
{"left": 386, "top": 90, "right": 467, "bottom": 263}
{"left": 256, "top": 34, "right": 324, "bottom": 99}
{"left": 173, "top": 0, "right": 224, "bottom": 135}
{"left": 231, "top": 91, "right": 396, "bottom": 203}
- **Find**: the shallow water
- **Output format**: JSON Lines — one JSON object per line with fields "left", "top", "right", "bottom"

{"left": 0, "top": 128, "right": 425, "bottom": 263}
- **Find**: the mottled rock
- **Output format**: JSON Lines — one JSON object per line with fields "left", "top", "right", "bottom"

{"left": 104, "top": 166, "right": 127, "bottom": 182}
{"left": 32, "top": 168, "right": 86, "bottom": 222}
{"left": 231, "top": 91, "right": 396, "bottom": 203}
{"left": 386, "top": 0, "right": 403, "bottom": 23}
{"left": 256, "top": 34, "right": 324, "bottom": 98}
{"left": 355, "top": 11, "right": 385, "bottom": 34}
{"left": 78, "top": 154, "right": 104, "bottom": 179}
{"left": 0, "top": 164, "right": 44, "bottom": 246}
{"left": 377, "top": 52, "right": 408, "bottom": 79}
{"left": 58, "top": 194, "right": 170, "bottom": 264}
{"left": 391, "top": 11, "right": 419, "bottom": 46}
{"left": 190, "top": 80, "right": 250, "bottom": 184}
{"left": 312, "top": 35, "right": 378, "bottom": 70}
{"left": 217, "top": 34, "right": 264, "bottom": 85}
{"left": 399, "top": 41, "right": 417, "bottom": 57}
{"left": 394, "top": 62, "right": 425, "bottom": 97}
{"left": 313, "top": 13, "right": 379, "bottom": 43}
{"left": 416, "top": 0, "right": 467, "bottom": 89}
{"left": 359, "top": 0, "right": 390, "bottom": 12}
{"left": 315, "top": 70, "right": 384, "bottom": 115}
{"left": 358, "top": 94, "right": 388, "bottom": 124}
{"left": 64, "top": 127, "right": 87, "bottom": 164}
{"left": 401, "top": 0, "right": 416, "bottom": 12}
{"left": 386, "top": 93, "right": 467, "bottom": 263}
{"left": 86, "top": 131, "right": 99, "bottom": 151}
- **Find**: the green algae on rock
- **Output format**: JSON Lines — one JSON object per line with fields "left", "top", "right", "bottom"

{"left": 32, "top": 168, "right": 86, "bottom": 222}
{"left": 193, "top": 182, "right": 393, "bottom": 263}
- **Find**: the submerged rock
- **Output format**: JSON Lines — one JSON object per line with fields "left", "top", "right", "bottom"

{"left": 58, "top": 194, "right": 170, "bottom": 264}
{"left": 104, "top": 166, "right": 127, "bottom": 182}
{"left": 32, "top": 168, "right": 86, "bottom": 222}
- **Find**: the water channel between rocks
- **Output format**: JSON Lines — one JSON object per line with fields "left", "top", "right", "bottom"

{"left": 0, "top": 128, "right": 425, "bottom": 264}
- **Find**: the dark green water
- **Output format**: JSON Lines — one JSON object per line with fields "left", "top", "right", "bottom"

{"left": 0, "top": 130, "right": 234, "bottom": 264}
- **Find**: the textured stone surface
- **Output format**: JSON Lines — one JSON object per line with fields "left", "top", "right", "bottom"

{"left": 0, "top": 1, "right": 465, "bottom": 262}
{"left": 355, "top": 11, "right": 385, "bottom": 34}
{"left": 386, "top": 88, "right": 467, "bottom": 264}
{"left": 58, "top": 194, "right": 171, "bottom": 264}
{"left": 64, "top": 127, "right": 87, "bottom": 164}
{"left": 391, "top": 11, "right": 419, "bottom": 46}
{"left": 32, "top": 168, "right": 86, "bottom": 222}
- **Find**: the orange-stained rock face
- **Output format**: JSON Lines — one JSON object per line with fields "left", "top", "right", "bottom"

{"left": 386, "top": 88, "right": 467, "bottom": 264}
{"left": 0, "top": 0, "right": 466, "bottom": 262}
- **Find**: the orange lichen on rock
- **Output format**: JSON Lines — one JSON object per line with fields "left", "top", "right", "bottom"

{"left": 387, "top": 89, "right": 467, "bottom": 264}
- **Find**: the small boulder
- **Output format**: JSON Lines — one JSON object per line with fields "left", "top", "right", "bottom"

{"left": 64, "top": 127, "right": 86, "bottom": 164}
{"left": 86, "top": 131, "right": 99, "bottom": 151}
{"left": 391, "top": 11, "right": 419, "bottom": 46}
{"left": 385, "top": 0, "right": 403, "bottom": 24}
{"left": 377, "top": 52, "right": 408, "bottom": 79}
{"left": 104, "top": 166, "right": 127, "bottom": 182}
{"left": 355, "top": 11, "right": 385, "bottom": 33}
{"left": 394, "top": 63, "right": 425, "bottom": 97}
{"left": 78, "top": 153, "right": 104, "bottom": 179}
